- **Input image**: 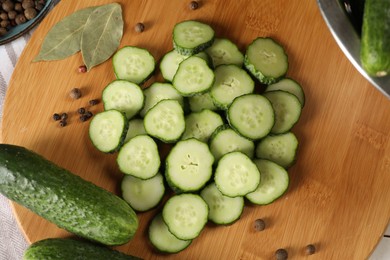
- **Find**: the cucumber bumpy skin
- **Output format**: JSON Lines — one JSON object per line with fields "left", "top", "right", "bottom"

{"left": 23, "top": 238, "right": 141, "bottom": 260}
{"left": 0, "top": 144, "right": 138, "bottom": 246}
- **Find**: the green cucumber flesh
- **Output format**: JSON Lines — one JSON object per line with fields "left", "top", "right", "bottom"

{"left": 0, "top": 144, "right": 138, "bottom": 246}
{"left": 162, "top": 193, "right": 209, "bottom": 240}
{"left": 117, "top": 135, "right": 160, "bottom": 179}
{"left": 124, "top": 118, "right": 147, "bottom": 143}
{"left": 200, "top": 182, "right": 244, "bottom": 225}
{"left": 266, "top": 78, "right": 305, "bottom": 107}
{"left": 89, "top": 109, "right": 128, "bottom": 153}
{"left": 149, "top": 213, "right": 192, "bottom": 253}
{"left": 246, "top": 159, "right": 289, "bottom": 205}
{"left": 102, "top": 80, "right": 144, "bottom": 119}
{"left": 227, "top": 94, "right": 274, "bottom": 140}
{"left": 121, "top": 173, "right": 165, "bottom": 212}
{"left": 165, "top": 138, "right": 214, "bottom": 193}
{"left": 214, "top": 151, "right": 260, "bottom": 197}
{"left": 188, "top": 91, "right": 218, "bottom": 112}
{"left": 205, "top": 38, "right": 244, "bottom": 68}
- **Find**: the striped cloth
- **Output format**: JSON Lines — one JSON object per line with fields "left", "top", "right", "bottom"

{"left": 0, "top": 2, "right": 60, "bottom": 259}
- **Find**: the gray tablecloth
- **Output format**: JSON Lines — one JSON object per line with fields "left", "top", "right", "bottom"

{"left": 0, "top": 2, "right": 60, "bottom": 259}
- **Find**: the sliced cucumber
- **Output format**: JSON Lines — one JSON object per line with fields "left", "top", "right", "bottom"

{"left": 149, "top": 213, "right": 192, "bottom": 253}
{"left": 160, "top": 50, "right": 189, "bottom": 82}
{"left": 214, "top": 151, "right": 260, "bottom": 197}
{"left": 263, "top": 90, "right": 302, "bottom": 134}
{"left": 244, "top": 37, "right": 288, "bottom": 84}
{"left": 89, "top": 110, "right": 128, "bottom": 153}
{"left": 255, "top": 132, "right": 298, "bottom": 168}
{"left": 144, "top": 99, "right": 185, "bottom": 143}
{"left": 210, "top": 64, "right": 254, "bottom": 109}
{"left": 246, "top": 159, "right": 289, "bottom": 205}
{"left": 121, "top": 173, "right": 165, "bottom": 212}
{"left": 173, "top": 20, "right": 215, "bottom": 56}
{"left": 209, "top": 125, "right": 254, "bottom": 161}
{"left": 117, "top": 135, "right": 160, "bottom": 179}
{"left": 200, "top": 182, "right": 244, "bottom": 225}
{"left": 102, "top": 80, "right": 144, "bottom": 119}
{"left": 113, "top": 46, "right": 155, "bottom": 84}
{"left": 165, "top": 138, "right": 214, "bottom": 193}
{"left": 172, "top": 56, "right": 215, "bottom": 97}
{"left": 266, "top": 78, "right": 305, "bottom": 107}
{"left": 162, "top": 193, "right": 209, "bottom": 240}
{"left": 124, "top": 118, "right": 147, "bottom": 143}
{"left": 181, "top": 109, "right": 224, "bottom": 142}
{"left": 205, "top": 38, "right": 244, "bottom": 68}
{"left": 188, "top": 91, "right": 219, "bottom": 112}
{"left": 227, "top": 94, "right": 274, "bottom": 140}
{"left": 140, "top": 82, "right": 184, "bottom": 117}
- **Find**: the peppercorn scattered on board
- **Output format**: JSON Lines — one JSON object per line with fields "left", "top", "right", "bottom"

{"left": 3, "top": 0, "right": 390, "bottom": 259}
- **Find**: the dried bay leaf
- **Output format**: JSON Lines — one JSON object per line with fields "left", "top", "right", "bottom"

{"left": 81, "top": 3, "right": 123, "bottom": 71}
{"left": 34, "top": 6, "right": 98, "bottom": 61}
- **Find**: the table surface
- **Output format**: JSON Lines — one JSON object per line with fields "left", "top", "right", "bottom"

{"left": 1, "top": 0, "right": 390, "bottom": 259}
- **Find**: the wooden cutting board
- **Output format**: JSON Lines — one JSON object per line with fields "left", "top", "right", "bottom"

{"left": 2, "top": 0, "right": 390, "bottom": 259}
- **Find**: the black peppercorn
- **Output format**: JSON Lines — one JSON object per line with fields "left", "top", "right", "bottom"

{"left": 135, "top": 22, "right": 144, "bottom": 33}
{"left": 70, "top": 88, "right": 82, "bottom": 99}
{"left": 305, "top": 244, "right": 316, "bottom": 255}
{"left": 52, "top": 113, "right": 61, "bottom": 121}
{"left": 79, "top": 115, "right": 88, "bottom": 122}
{"left": 61, "top": 113, "right": 68, "bottom": 120}
{"left": 59, "top": 120, "right": 67, "bottom": 127}
{"left": 78, "top": 107, "right": 86, "bottom": 114}
{"left": 275, "top": 248, "right": 288, "bottom": 260}
{"left": 85, "top": 111, "right": 93, "bottom": 118}
{"left": 89, "top": 99, "right": 99, "bottom": 106}
{"left": 189, "top": 1, "right": 199, "bottom": 10}
{"left": 254, "top": 219, "right": 265, "bottom": 231}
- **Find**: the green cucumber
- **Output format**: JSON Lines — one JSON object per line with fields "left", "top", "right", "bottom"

{"left": 0, "top": 144, "right": 138, "bottom": 246}
{"left": 360, "top": 0, "right": 390, "bottom": 77}
{"left": 23, "top": 238, "right": 140, "bottom": 260}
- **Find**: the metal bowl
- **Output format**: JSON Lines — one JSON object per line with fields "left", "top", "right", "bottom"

{"left": 317, "top": 0, "right": 390, "bottom": 98}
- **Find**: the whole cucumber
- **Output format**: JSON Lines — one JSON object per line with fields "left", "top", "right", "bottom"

{"left": 0, "top": 144, "right": 138, "bottom": 246}
{"left": 23, "top": 238, "right": 141, "bottom": 260}
{"left": 360, "top": 0, "right": 390, "bottom": 77}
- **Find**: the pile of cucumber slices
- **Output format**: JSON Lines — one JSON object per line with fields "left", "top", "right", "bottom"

{"left": 89, "top": 20, "right": 305, "bottom": 253}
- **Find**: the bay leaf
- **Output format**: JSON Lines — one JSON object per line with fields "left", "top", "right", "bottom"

{"left": 81, "top": 3, "right": 123, "bottom": 71}
{"left": 34, "top": 6, "right": 98, "bottom": 61}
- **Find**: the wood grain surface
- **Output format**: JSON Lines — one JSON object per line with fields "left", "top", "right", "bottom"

{"left": 2, "top": 0, "right": 390, "bottom": 259}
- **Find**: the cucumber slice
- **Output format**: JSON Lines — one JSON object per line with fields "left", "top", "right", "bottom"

{"left": 209, "top": 125, "right": 255, "bottom": 161}
{"left": 263, "top": 90, "right": 302, "bottom": 134}
{"left": 246, "top": 159, "right": 289, "bottom": 205}
{"left": 244, "top": 37, "right": 288, "bottom": 84}
{"left": 89, "top": 110, "right": 128, "bottom": 153}
{"left": 210, "top": 64, "right": 255, "bottom": 109}
{"left": 188, "top": 91, "right": 219, "bottom": 112}
{"left": 144, "top": 99, "right": 185, "bottom": 143}
{"left": 117, "top": 135, "right": 160, "bottom": 179}
{"left": 124, "top": 118, "right": 147, "bottom": 143}
{"left": 160, "top": 50, "right": 189, "bottom": 82}
{"left": 266, "top": 78, "right": 305, "bottom": 107}
{"left": 200, "top": 182, "right": 244, "bottom": 225}
{"left": 140, "top": 82, "right": 184, "bottom": 117}
{"left": 172, "top": 56, "right": 215, "bottom": 97}
{"left": 255, "top": 132, "right": 298, "bottom": 168}
{"left": 113, "top": 46, "right": 155, "bottom": 84}
{"left": 227, "top": 94, "right": 274, "bottom": 140}
{"left": 181, "top": 109, "right": 224, "bottom": 142}
{"left": 162, "top": 194, "right": 209, "bottom": 240}
{"left": 173, "top": 20, "right": 215, "bottom": 56}
{"left": 214, "top": 151, "right": 260, "bottom": 197}
{"left": 165, "top": 138, "right": 214, "bottom": 193}
{"left": 149, "top": 213, "right": 192, "bottom": 253}
{"left": 121, "top": 173, "right": 165, "bottom": 212}
{"left": 102, "top": 80, "right": 144, "bottom": 119}
{"left": 205, "top": 38, "right": 244, "bottom": 68}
